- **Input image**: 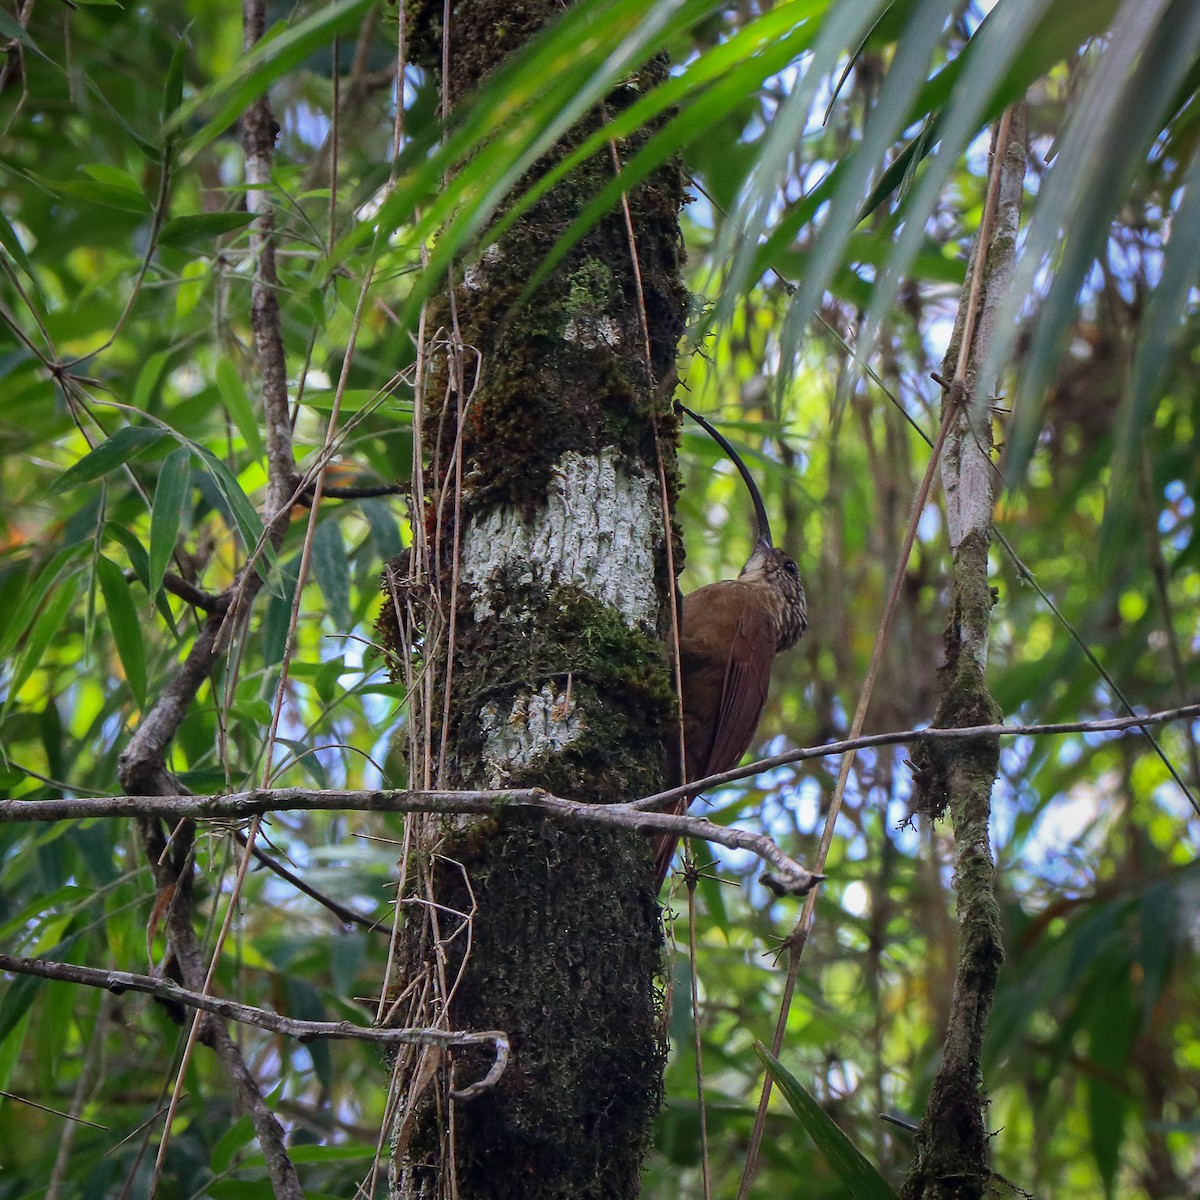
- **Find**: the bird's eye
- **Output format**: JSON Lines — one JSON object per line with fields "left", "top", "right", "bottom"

{"left": 783, "top": 559, "right": 798, "bottom": 577}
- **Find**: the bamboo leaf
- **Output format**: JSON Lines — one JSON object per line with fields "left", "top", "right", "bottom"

{"left": 172, "top": 0, "right": 372, "bottom": 160}
{"left": 0, "top": 11, "right": 49, "bottom": 61}
{"left": 1000, "top": 0, "right": 1200, "bottom": 483}
{"left": 53, "top": 427, "right": 169, "bottom": 493}
{"left": 158, "top": 211, "right": 256, "bottom": 249}
{"left": 148, "top": 446, "right": 192, "bottom": 602}
{"left": 0, "top": 544, "right": 88, "bottom": 665}
{"left": 215, "top": 356, "right": 266, "bottom": 458}
{"left": 755, "top": 1044, "right": 900, "bottom": 1200}
{"left": 0, "top": 209, "right": 39, "bottom": 286}
{"left": 161, "top": 32, "right": 188, "bottom": 125}
{"left": 8, "top": 577, "right": 79, "bottom": 702}
{"left": 96, "top": 555, "right": 148, "bottom": 707}
{"left": 311, "top": 519, "right": 351, "bottom": 631}
{"left": 193, "top": 447, "right": 278, "bottom": 585}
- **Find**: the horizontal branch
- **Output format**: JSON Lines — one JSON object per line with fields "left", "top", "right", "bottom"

{"left": 6, "top": 704, "right": 1195, "bottom": 895}
{"left": 0, "top": 953, "right": 508, "bottom": 1101}
{"left": 298, "top": 480, "right": 406, "bottom": 503}
{"left": 0, "top": 786, "right": 821, "bottom": 895}
{"left": 632, "top": 701, "right": 1200, "bottom": 810}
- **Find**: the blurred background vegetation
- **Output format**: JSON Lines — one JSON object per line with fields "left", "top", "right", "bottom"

{"left": 1, "top": 1, "right": 1198, "bottom": 1197}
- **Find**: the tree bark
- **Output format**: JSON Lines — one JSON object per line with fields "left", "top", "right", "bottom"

{"left": 903, "top": 106, "right": 1026, "bottom": 1200}
{"left": 384, "top": 3, "right": 687, "bottom": 1196}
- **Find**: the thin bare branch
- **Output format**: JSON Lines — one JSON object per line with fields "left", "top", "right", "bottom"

{"left": 0, "top": 954, "right": 509, "bottom": 1101}
{"left": 16, "top": 703, "right": 1200, "bottom": 826}
{"left": 635, "top": 702, "right": 1200, "bottom": 809}
{"left": 0, "top": 784, "right": 820, "bottom": 894}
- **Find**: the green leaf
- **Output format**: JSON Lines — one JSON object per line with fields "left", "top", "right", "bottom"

{"left": 158, "top": 211, "right": 257, "bottom": 249}
{"left": 23, "top": 169, "right": 149, "bottom": 214}
{"left": 132, "top": 349, "right": 173, "bottom": 411}
{"left": 755, "top": 1044, "right": 899, "bottom": 1200}
{"left": 0, "top": 543, "right": 88, "bottom": 665}
{"left": 172, "top": 0, "right": 373, "bottom": 160}
{"left": 205, "top": 1182, "right": 278, "bottom": 1200}
{"left": 0, "top": 209, "right": 39, "bottom": 285}
{"left": 105, "top": 522, "right": 150, "bottom": 589}
{"left": 311, "top": 519, "right": 351, "bottom": 630}
{"left": 0, "top": 977, "right": 40, "bottom": 1048}
{"left": 0, "top": 11, "right": 51, "bottom": 62}
{"left": 193, "top": 447, "right": 278, "bottom": 585}
{"left": 0, "top": 1011, "right": 32, "bottom": 1097}
{"left": 361, "top": 498, "right": 405, "bottom": 562}
{"left": 80, "top": 162, "right": 146, "bottom": 199}
{"left": 175, "top": 258, "right": 209, "bottom": 319}
{"left": 96, "top": 555, "right": 148, "bottom": 707}
{"left": 161, "top": 32, "right": 188, "bottom": 125}
{"left": 8, "top": 577, "right": 79, "bottom": 701}
{"left": 1000, "top": 0, "right": 1200, "bottom": 482}
{"left": 53, "top": 426, "right": 169, "bottom": 492}
{"left": 216, "top": 355, "right": 265, "bottom": 458}
{"left": 210, "top": 1113, "right": 256, "bottom": 1175}
{"left": 84, "top": 75, "right": 160, "bottom": 161}
{"left": 148, "top": 446, "right": 192, "bottom": 602}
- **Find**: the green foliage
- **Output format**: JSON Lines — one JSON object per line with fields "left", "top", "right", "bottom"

{"left": 1, "top": 1, "right": 1199, "bottom": 1198}
{"left": 757, "top": 1044, "right": 899, "bottom": 1200}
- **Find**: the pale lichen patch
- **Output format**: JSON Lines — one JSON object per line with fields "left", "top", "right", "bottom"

{"left": 563, "top": 314, "right": 622, "bottom": 349}
{"left": 461, "top": 450, "right": 662, "bottom": 627}
{"left": 479, "top": 683, "right": 585, "bottom": 786}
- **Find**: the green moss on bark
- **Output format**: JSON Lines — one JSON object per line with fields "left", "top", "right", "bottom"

{"left": 910, "top": 530, "right": 1001, "bottom": 822}
{"left": 390, "top": 3, "right": 688, "bottom": 1196}
{"left": 434, "top": 579, "right": 676, "bottom": 799}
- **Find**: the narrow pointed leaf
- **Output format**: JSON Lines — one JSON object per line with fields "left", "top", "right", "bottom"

{"left": 755, "top": 1044, "right": 900, "bottom": 1199}
{"left": 173, "top": 0, "right": 372, "bottom": 160}
{"left": 193, "top": 448, "right": 278, "bottom": 585}
{"left": 158, "top": 211, "right": 257, "bottom": 249}
{"left": 161, "top": 33, "right": 187, "bottom": 125}
{"left": 148, "top": 446, "right": 192, "bottom": 602}
{"left": 215, "top": 356, "right": 265, "bottom": 458}
{"left": 53, "top": 427, "right": 168, "bottom": 493}
{"left": 311, "top": 519, "right": 351, "bottom": 631}
{"left": 0, "top": 544, "right": 88, "bottom": 664}
{"left": 8, "top": 578, "right": 79, "bottom": 702}
{"left": 96, "top": 555, "right": 148, "bottom": 707}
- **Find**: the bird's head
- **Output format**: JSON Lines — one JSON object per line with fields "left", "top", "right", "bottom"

{"left": 741, "top": 540, "right": 808, "bottom": 651}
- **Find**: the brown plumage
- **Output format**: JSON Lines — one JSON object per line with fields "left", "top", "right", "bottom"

{"left": 655, "top": 410, "right": 808, "bottom": 889}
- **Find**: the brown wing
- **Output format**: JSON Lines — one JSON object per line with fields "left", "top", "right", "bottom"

{"left": 700, "top": 601, "right": 775, "bottom": 778}
{"left": 655, "top": 582, "right": 775, "bottom": 888}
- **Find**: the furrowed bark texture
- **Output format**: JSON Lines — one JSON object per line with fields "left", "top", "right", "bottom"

{"left": 385, "top": 4, "right": 687, "bottom": 1198}
{"left": 904, "top": 109, "right": 1026, "bottom": 1200}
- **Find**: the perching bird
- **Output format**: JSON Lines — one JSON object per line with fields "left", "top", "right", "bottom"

{"left": 655, "top": 405, "right": 808, "bottom": 889}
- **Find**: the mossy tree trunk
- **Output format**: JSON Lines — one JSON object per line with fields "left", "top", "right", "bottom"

{"left": 903, "top": 109, "right": 1026, "bottom": 1200}
{"left": 384, "top": 4, "right": 687, "bottom": 1197}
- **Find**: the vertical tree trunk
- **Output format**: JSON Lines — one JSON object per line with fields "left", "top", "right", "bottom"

{"left": 384, "top": 4, "right": 687, "bottom": 1196}
{"left": 903, "top": 107, "right": 1026, "bottom": 1200}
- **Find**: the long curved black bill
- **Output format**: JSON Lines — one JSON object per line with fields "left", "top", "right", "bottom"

{"left": 677, "top": 402, "right": 774, "bottom": 548}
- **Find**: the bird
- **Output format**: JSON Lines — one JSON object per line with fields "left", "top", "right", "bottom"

{"left": 654, "top": 405, "right": 808, "bottom": 890}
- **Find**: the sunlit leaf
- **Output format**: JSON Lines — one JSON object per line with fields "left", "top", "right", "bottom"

{"left": 52, "top": 427, "right": 169, "bottom": 493}
{"left": 96, "top": 554, "right": 149, "bottom": 706}
{"left": 148, "top": 446, "right": 192, "bottom": 601}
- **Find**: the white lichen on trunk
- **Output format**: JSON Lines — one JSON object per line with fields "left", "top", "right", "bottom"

{"left": 461, "top": 449, "right": 663, "bottom": 628}
{"left": 460, "top": 449, "right": 662, "bottom": 780}
{"left": 941, "top": 119, "right": 1025, "bottom": 558}
{"left": 479, "top": 683, "right": 584, "bottom": 786}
